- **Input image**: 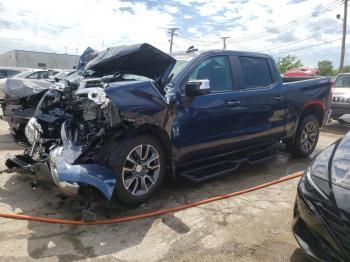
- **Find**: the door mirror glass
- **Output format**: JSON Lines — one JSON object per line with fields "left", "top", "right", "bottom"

{"left": 185, "top": 79, "right": 211, "bottom": 97}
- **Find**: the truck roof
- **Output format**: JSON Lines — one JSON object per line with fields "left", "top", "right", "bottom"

{"left": 171, "top": 49, "right": 272, "bottom": 61}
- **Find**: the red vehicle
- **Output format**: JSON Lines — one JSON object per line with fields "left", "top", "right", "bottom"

{"left": 283, "top": 67, "right": 320, "bottom": 77}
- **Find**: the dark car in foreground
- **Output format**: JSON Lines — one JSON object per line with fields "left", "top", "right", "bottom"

{"left": 7, "top": 43, "right": 332, "bottom": 207}
{"left": 293, "top": 115, "right": 350, "bottom": 261}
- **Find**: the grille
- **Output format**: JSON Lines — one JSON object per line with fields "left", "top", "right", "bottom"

{"left": 317, "top": 202, "right": 350, "bottom": 257}
{"left": 332, "top": 96, "right": 350, "bottom": 103}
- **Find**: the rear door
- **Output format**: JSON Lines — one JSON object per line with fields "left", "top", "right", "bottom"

{"left": 235, "top": 56, "right": 286, "bottom": 144}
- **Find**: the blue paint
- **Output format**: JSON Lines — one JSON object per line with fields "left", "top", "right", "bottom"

{"left": 55, "top": 157, "right": 116, "bottom": 200}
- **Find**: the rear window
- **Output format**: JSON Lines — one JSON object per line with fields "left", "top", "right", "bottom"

{"left": 239, "top": 56, "right": 273, "bottom": 89}
{"left": 334, "top": 75, "right": 350, "bottom": 88}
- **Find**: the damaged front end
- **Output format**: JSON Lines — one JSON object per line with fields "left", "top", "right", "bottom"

{"left": 5, "top": 43, "right": 174, "bottom": 205}
{"left": 47, "top": 90, "right": 121, "bottom": 199}
{"left": 6, "top": 85, "right": 121, "bottom": 199}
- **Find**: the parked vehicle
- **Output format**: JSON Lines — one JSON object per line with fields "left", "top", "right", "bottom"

{"left": 0, "top": 67, "right": 28, "bottom": 79}
{"left": 0, "top": 48, "right": 97, "bottom": 142}
{"left": 12, "top": 69, "right": 50, "bottom": 79}
{"left": 0, "top": 77, "right": 51, "bottom": 141}
{"left": 292, "top": 115, "right": 350, "bottom": 262}
{"left": 283, "top": 67, "right": 321, "bottom": 77}
{"left": 7, "top": 43, "right": 332, "bottom": 207}
{"left": 331, "top": 73, "right": 350, "bottom": 119}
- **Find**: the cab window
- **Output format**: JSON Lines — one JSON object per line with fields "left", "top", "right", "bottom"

{"left": 188, "top": 56, "right": 233, "bottom": 92}
{"left": 239, "top": 56, "right": 273, "bottom": 89}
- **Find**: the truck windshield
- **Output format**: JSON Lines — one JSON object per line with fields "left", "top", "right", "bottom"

{"left": 334, "top": 75, "right": 350, "bottom": 88}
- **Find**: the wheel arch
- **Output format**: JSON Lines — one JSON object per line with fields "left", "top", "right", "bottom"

{"left": 300, "top": 102, "right": 324, "bottom": 126}
{"left": 128, "top": 123, "right": 172, "bottom": 170}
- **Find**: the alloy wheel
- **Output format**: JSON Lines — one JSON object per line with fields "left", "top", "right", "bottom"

{"left": 301, "top": 122, "right": 318, "bottom": 152}
{"left": 122, "top": 144, "right": 160, "bottom": 196}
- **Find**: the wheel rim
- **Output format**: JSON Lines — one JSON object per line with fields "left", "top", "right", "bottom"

{"left": 122, "top": 144, "right": 160, "bottom": 196}
{"left": 301, "top": 122, "right": 318, "bottom": 152}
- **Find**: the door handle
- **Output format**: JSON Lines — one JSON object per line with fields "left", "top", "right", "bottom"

{"left": 274, "top": 95, "right": 284, "bottom": 101}
{"left": 227, "top": 100, "right": 241, "bottom": 106}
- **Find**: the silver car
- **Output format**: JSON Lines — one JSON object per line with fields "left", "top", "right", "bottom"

{"left": 332, "top": 73, "right": 350, "bottom": 119}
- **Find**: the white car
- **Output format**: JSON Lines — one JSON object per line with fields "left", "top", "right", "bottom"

{"left": 331, "top": 73, "right": 350, "bottom": 119}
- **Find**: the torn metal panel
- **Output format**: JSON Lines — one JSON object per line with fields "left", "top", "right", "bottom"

{"left": 77, "top": 47, "right": 98, "bottom": 71}
{"left": 50, "top": 147, "right": 116, "bottom": 200}
{"left": 85, "top": 43, "right": 176, "bottom": 87}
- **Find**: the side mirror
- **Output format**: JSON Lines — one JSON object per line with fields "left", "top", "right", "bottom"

{"left": 185, "top": 79, "right": 211, "bottom": 97}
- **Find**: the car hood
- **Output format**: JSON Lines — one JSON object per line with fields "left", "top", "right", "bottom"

{"left": 333, "top": 87, "right": 350, "bottom": 97}
{"left": 84, "top": 43, "right": 176, "bottom": 88}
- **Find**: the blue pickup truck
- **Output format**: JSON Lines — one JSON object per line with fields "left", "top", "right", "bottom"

{"left": 11, "top": 44, "right": 332, "bottom": 207}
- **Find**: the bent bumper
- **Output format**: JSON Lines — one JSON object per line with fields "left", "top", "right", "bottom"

{"left": 5, "top": 147, "right": 117, "bottom": 200}
{"left": 49, "top": 147, "right": 117, "bottom": 200}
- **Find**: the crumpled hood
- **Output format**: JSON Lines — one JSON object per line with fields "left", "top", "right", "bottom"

{"left": 0, "top": 78, "right": 51, "bottom": 98}
{"left": 84, "top": 43, "right": 176, "bottom": 87}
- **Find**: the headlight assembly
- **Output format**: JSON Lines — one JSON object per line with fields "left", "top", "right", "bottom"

{"left": 25, "top": 118, "right": 42, "bottom": 144}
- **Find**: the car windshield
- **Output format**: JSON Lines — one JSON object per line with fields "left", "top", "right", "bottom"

{"left": 170, "top": 60, "right": 190, "bottom": 78}
{"left": 12, "top": 71, "right": 33, "bottom": 78}
{"left": 334, "top": 75, "right": 350, "bottom": 88}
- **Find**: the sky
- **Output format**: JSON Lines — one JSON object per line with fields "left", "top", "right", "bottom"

{"left": 0, "top": 0, "right": 347, "bottom": 67}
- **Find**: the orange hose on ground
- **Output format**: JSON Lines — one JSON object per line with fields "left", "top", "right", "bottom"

{"left": 0, "top": 171, "right": 304, "bottom": 225}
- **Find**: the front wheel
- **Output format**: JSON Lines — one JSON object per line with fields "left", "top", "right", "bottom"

{"left": 107, "top": 135, "right": 165, "bottom": 207}
{"left": 286, "top": 115, "right": 320, "bottom": 158}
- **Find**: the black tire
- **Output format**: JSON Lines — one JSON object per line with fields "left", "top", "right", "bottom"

{"left": 107, "top": 135, "right": 165, "bottom": 207}
{"left": 286, "top": 115, "right": 320, "bottom": 158}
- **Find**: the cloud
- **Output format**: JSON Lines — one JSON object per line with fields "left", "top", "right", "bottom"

{"left": 0, "top": 0, "right": 345, "bottom": 67}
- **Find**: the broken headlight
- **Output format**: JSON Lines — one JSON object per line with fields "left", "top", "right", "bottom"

{"left": 25, "top": 117, "right": 42, "bottom": 144}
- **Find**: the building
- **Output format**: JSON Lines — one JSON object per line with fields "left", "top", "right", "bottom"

{"left": 0, "top": 50, "right": 79, "bottom": 69}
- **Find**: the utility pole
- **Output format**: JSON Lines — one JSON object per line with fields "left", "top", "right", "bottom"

{"left": 221, "top": 36, "right": 230, "bottom": 50}
{"left": 338, "top": 0, "right": 348, "bottom": 73}
{"left": 168, "top": 27, "right": 179, "bottom": 53}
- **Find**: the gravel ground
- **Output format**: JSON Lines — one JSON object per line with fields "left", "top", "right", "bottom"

{"left": 0, "top": 119, "right": 347, "bottom": 261}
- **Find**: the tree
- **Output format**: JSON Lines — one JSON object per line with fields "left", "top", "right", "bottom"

{"left": 277, "top": 55, "right": 303, "bottom": 74}
{"left": 343, "top": 65, "right": 350, "bottom": 73}
{"left": 317, "top": 60, "right": 334, "bottom": 76}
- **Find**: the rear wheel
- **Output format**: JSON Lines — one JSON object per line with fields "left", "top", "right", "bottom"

{"left": 286, "top": 115, "right": 319, "bottom": 158}
{"left": 107, "top": 135, "right": 165, "bottom": 207}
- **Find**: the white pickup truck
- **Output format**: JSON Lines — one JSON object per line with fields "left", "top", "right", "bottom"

{"left": 332, "top": 73, "right": 350, "bottom": 119}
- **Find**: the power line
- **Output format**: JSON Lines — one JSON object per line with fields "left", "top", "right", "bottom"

{"left": 227, "top": 0, "right": 341, "bottom": 43}
{"left": 256, "top": 28, "right": 342, "bottom": 53}
{"left": 270, "top": 38, "right": 342, "bottom": 56}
